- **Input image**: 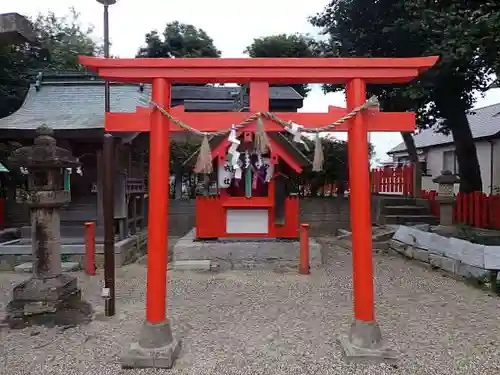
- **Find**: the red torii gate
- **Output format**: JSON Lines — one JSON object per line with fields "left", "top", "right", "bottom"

{"left": 80, "top": 55, "right": 438, "bottom": 368}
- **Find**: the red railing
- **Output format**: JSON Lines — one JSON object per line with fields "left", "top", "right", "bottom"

{"left": 371, "top": 165, "right": 414, "bottom": 196}
{"left": 422, "top": 190, "right": 500, "bottom": 229}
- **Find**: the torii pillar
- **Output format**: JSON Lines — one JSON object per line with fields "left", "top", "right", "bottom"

{"left": 80, "top": 55, "right": 438, "bottom": 368}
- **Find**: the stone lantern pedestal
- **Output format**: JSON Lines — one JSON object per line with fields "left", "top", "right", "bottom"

{"left": 432, "top": 170, "right": 460, "bottom": 227}
{"left": 4, "top": 126, "right": 92, "bottom": 328}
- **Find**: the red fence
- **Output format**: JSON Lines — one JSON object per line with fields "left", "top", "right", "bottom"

{"left": 422, "top": 190, "right": 500, "bottom": 229}
{"left": 371, "top": 165, "right": 414, "bottom": 196}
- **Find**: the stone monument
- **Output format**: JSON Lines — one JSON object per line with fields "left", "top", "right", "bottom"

{"left": 0, "top": 12, "right": 35, "bottom": 44}
{"left": 432, "top": 170, "right": 460, "bottom": 226}
{"left": 4, "top": 125, "right": 92, "bottom": 328}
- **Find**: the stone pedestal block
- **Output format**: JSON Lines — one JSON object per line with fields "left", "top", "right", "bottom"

{"left": 4, "top": 274, "right": 92, "bottom": 328}
{"left": 174, "top": 229, "right": 322, "bottom": 270}
{"left": 122, "top": 321, "right": 181, "bottom": 369}
{"left": 338, "top": 319, "right": 398, "bottom": 363}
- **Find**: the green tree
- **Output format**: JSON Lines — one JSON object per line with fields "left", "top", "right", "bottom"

{"left": 244, "top": 34, "right": 318, "bottom": 98}
{"left": 137, "top": 21, "right": 221, "bottom": 58}
{"left": 136, "top": 21, "right": 221, "bottom": 197}
{"left": 311, "top": 0, "right": 496, "bottom": 192}
{"left": 0, "top": 8, "right": 101, "bottom": 119}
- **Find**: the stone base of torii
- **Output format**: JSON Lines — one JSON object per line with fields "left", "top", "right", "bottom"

{"left": 80, "top": 55, "right": 439, "bottom": 368}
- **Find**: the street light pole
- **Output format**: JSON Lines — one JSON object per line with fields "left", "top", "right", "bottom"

{"left": 97, "top": 0, "right": 116, "bottom": 317}
{"left": 103, "top": 3, "right": 111, "bottom": 112}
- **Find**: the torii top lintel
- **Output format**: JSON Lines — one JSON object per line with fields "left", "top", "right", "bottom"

{"left": 79, "top": 56, "right": 438, "bottom": 84}
{"left": 78, "top": 55, "right": 439, "bottom": 134}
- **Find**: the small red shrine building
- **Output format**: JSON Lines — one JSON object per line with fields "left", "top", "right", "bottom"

{"left": 187, "top": 132, "right": 311, "bottom": 239}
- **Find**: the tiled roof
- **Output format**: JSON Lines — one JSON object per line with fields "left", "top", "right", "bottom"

{"left": 0, "top": 73, "right": 303, "bottom": 130}
{"left": 388, "top": 102, "right": 500, "bottom": 154}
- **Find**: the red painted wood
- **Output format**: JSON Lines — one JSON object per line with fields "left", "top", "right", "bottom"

{"left": 103, "top": 110, "right": 415, "bottom": 133}
{"left": 79, "top": 53, "right": 439, "bottom": 329}
{"left": 423, "top": 190, "right": 500, "bottom": 230}
{"left": 84, "top": 222, "right": 96, "bottom": 276}
{"left": 79, "top": 56, "right": 439, "bottom": 84}
{"left": 146, "top": 78, "right": 171, "bottom": 323}
{"left": 347, "top": 78, "right": 374, "bottom": 323}
{"left": 195, "top": 195, "right": 299, "bottom": 239}
{"left": 299, "top": 223, "right": 310, "bottom": 275}
{"left": 371, "top": 165, "right": 414, "bottom": 196}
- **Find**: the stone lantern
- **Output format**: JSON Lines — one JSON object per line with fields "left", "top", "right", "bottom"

{"left": 432, "top": 170, "right": 460, "bottom": 226}
{"left": 5, "top": 125, "right": 91, "bottom": 328}
{"left": 0, "top": 12, "right": 35, "bottom": 44}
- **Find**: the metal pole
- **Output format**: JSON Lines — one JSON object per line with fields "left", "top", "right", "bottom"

{"left": 103, "top": 134, "right": 115, "bottom": 316}
{"left": 103, "top": 4, "right": 110, "bottom": 113}
{"left": 102, "top": 3, "right": 115, "bottom": 317}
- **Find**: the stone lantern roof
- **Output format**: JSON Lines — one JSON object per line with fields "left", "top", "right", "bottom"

{"left": 432, "top": 170, "right": 460, "bottom": 184}
{"left": 0, "top": 13, "right": 35, "bottom": 44}
{"left": 9, "top": 125, "right": 80, "bottom": 168}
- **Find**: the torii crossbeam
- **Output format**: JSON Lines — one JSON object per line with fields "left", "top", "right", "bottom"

{"left": 80, "top": 55, "right": 438, "bottom": 368}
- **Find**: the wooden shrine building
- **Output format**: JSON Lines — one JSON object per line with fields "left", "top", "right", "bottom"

{"left": 184, "top": 132, "right": 311, "bottom": 239}
{"left": 0, "top": 71, "right": 304, "bottom": 236}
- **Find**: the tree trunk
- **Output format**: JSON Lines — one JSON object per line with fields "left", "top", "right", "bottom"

{"left": 401, "top": 132, "right": 422, "bottom": 197}
{"left": 173, "top": 165, "right": 183, "bottom": 199}
{"left": 449, "top": 113, "right": 482, "bottom": 193}
{"left": 435, "top": 95, "right": 482, "bottom": 193}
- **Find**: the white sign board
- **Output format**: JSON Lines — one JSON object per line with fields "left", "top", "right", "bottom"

{"left": 226, "top": 209, "right": 269, "bottom": 234}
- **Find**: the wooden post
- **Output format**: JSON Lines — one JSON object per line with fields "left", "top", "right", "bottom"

{"left": 146, "top": 78, "right": 171, "bottom": 324}
{"left": 84, "top": 222, "right": 96, "bottom": 276}
{"left": 346, "top": 78, "right": 375, "bottom": 323}
{"left": 131, "top": 195, "right": 137, "bottom": 235}
{"left": 103, "top": 134, "right": 115, "bottom": 316}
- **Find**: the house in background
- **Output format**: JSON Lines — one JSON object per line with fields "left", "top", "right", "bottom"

{"left": 387, "top": 102, "right": 500, "bottom": 194}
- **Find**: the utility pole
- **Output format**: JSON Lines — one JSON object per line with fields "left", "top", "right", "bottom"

{"left": 97, "top": 0, "right": 117, "bottom": 317}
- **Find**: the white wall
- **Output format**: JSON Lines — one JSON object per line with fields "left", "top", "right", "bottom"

{"left": 390, "top": 139, "right": 499, "bottom": 194}
{"left": 493, "top": 138, "right": 500, "bottom": 194}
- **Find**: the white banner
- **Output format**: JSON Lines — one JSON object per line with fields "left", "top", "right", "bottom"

{"left": 218, "top": 163, "right": 234, "bottom": 188}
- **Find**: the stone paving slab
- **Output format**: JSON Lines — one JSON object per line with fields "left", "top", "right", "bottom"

{"left": 14, "top": 262, "right": 81, "bottom": 273}
{"left": 1, "top": 241, "right": 500, "bottom": 374}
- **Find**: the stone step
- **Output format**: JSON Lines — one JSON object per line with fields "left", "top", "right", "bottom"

{"left": 378, "top": 197, "right": 429, "bottom": 207}
{"left": 383, "top": 205, "right": 430, "bottom": 216}
{"left": 14, "top": 262, "right": 81, "bottom": 273}
{"left": 385, "top": 215, "right": 439, "bottom": 225}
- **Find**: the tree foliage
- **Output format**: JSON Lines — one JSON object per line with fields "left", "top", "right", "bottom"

{"left": 136, "top": 21, "right": 222, "bottom": 195}
{"left": 0, "top": 8, "right": 101, "bottom": 119}
{"left": 310, "top": 0, "right": 499, "bottom": 192}
{"left": 244, "top": 33, "right": 375, "bottom": 189}
{"left": 137, "top": 21, "right": 221, "bottom": 58}
{"left": 244, "top": 34, "right": 318, "bottom": 98}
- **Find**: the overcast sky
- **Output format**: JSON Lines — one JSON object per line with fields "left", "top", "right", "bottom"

{"left": 3, "top": 0, "right": 500, "bottom": 160}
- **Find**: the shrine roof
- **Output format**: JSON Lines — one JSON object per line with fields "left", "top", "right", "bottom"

{"left": 0, "top": 71, "right": 303, "bottom": 130}
{"left": 183, "top": 132, "right": 311, "bottom": 169}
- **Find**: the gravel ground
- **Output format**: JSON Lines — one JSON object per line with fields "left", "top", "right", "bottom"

{"left": 1, "top": 239, "right": 500, "bottom": 375}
